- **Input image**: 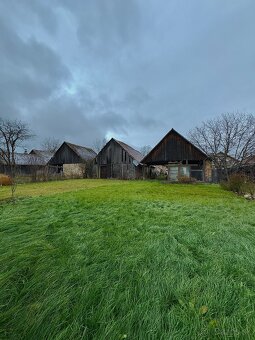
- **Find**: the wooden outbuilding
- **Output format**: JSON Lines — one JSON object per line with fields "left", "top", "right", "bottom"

{"left": 96, "top": 138, "right": 143, "bottom": 179}
{"left": 142, "top": 128, "right": 212, "bottom": 182}
{"left": 49, "top": 141, "right": 97, "bottom": 178}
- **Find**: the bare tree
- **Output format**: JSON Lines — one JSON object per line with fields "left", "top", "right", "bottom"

{"left": 189, "top": 112, "right": 255, "bottom": 179}
{"left": 0, "top": 118, "right": 33, "bottom": 173}
{"left": 93, "top": 137, "right": 107, "bottom": 153}
{"left": 41, "top": 137, "right": 61, "bottom": 153}
{"left": 140, "top": 145, "right": 152, "bottom": 157}
{"left": 0, "top": 118, "right": 33, "bottom": 198}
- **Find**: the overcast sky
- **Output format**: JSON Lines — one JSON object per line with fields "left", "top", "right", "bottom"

{"left": 1, "top": 0, "right": 255, "bottom": 151}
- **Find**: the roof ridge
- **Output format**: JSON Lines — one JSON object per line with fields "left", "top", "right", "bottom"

{"left": 116, "top": 139, "right": 141, "bottom": 154}
{"left": 114, "top": 139, "right": 143, "bottom": 163}
{"left": 65, "top": 141, "right": 95, "bottom": 152}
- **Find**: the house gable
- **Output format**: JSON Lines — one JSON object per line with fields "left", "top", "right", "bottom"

{"left": 142, "top": 128, "right": 208, "bottom": 165}
{"left": 49, "top": 142, "right": 83, "bottom": 165}
{"left": 96, "top": 138, "right": 143, "bottom": 165}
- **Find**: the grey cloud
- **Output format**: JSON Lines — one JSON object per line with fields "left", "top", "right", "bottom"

{"left": 1, "top": 0, "right": 58, "bottom": 36}
{"left": 1, "top": 0, "right": 255, "bottom": 150}
{"left": 30, "top": 93, "right": 130, "bottom": 148}
{"left": 0, "top": 15, "right": 71, "bottom": 120}
{"left": 62, "top": 0, "right": 140, "bottom": 54}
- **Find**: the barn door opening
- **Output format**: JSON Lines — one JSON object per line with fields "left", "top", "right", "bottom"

{"left": 100, "top": 165, "right": 107, "bottom": 178}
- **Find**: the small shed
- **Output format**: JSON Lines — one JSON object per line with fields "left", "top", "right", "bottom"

{"left": 49, "top": 141, "right": 97, "bottom": 178}
{"left": 142, "top": 128, "right": 212, "bottom": 182}
{"left": 96, "top": 138, "right": 143, "bottom": 179}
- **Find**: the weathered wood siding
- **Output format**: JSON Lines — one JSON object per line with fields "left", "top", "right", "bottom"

{"left": 143, "top": 129, "right": 207, "bottom": 165}
{"left": 49, "top": 143, "right": 81, "bottom": 165}
{"left": 96, "top": 139, "right": 139, "bottom": 179}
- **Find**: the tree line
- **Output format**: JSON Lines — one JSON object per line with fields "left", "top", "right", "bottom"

{"left": 1, "top": 112, "right": 255, "bottom": 182}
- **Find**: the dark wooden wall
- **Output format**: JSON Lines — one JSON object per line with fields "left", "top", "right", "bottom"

{"left": 0, "top": 164, "right": 58, "bottom": 176}
{"left": 143, "top": 130, "right": 207, "bottom": 165}
{"left": 96, "top": 139, "right": 139, "bottom": 179}
{"left": 49, "top": 143, "right": 81, "bottom": 165}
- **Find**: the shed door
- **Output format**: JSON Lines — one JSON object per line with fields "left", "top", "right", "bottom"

{"left": 168, "top": 166, "right": 179, "bottom": 181}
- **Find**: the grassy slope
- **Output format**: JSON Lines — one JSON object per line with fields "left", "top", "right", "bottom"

{"left": 0, "top": 180, "right": 255, "bottom": 339}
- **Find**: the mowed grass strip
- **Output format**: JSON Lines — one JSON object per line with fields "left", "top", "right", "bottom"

{"left": 0, "top": 179, "right": 122, "bottom": 201}
{"left": 0, "top": 180, "right": 255, "bottom": 339}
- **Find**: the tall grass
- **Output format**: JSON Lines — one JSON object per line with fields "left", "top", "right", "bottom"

{"left": 1, "top": 180, "right": 255, "bottom": 339}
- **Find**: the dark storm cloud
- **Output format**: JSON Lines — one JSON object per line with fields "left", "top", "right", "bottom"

{"left": 63, "top": 0, "right": 140, "bottom": 54}
{"left": 0, "top": 14, "right": 71, "bottom": 122}
{"left": 1, "top": 0, "right": 255, "bottom": 150}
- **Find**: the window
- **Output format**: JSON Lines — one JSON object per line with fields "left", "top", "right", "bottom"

{"left": 180, "top": 166, "right": 190, "bottom": 177}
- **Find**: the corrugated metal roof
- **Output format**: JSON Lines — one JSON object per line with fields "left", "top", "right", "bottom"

{"left": 115, "top": 139, "right": 143, "bottom": 163}
{"left": 30, "top": 149, "right": 54, "bottom": 164}
{"left": 0, "top": 150, "right": 53, "bottom": 166}
{"left": 14, "top": 153, "right": 45, "bottom": 166}
{"left": 65, "top": 142, "right": 97, "bottom": 161}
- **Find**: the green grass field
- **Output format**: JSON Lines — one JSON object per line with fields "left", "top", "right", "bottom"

{"left": 1, "top": 180, "right": 255, "bottom": 339}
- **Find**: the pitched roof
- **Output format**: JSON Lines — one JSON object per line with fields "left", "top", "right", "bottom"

{"left": 14, "top": 153, "right": 45, "bottom": 166}
{"left": 0, "top": 151, "right": 52, "bottom": 166}
{"left": 30, "top": 149, "right": 54, "bottom": 164}
{"left": 65, "top": 142, "right": 97, "bottom": 161}
{"left": 213, "top": 152, "right": 238, "bottom": 161}
{"left": 142, "top": 128, "right": 208, "bottom": 164}
{"left": 244, "top": 154, "right": 255, "bottom": 165}
{"left": 115, "top": 139, "right": 143, "bottom": 163}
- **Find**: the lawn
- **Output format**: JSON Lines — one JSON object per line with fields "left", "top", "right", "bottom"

{"left": 1, "top": 180, "right": 255, "bottom": 339}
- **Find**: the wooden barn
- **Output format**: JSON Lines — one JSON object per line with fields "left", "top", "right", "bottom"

{"left": 49, "top": 141, "right": 97, "bottom": 178}
{"left": 96, "top": 138, "right": 143, "bottom": 179}
{"left": 142, "top": 128, "right": 212, "bottom": 182}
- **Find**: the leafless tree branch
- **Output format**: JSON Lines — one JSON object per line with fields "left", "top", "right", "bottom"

{"left": 189, "top": 112, "right": 255, "bottom": 179}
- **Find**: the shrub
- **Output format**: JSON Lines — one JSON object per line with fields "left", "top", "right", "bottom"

{"left": 220, "top": 173, "right": 255, "bottom": 197}
{"left": 0, "top": 174, "right": 13, "bottom": 186}
{"left": 220, "top": 173, "right": 247, "bottom": 194}
{"left": 242, "top": 181, "right": 255, "bottom": 197}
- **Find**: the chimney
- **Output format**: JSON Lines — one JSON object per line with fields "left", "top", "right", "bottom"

{"left": 24, "top": 149, "right": 28, "bottom": 154}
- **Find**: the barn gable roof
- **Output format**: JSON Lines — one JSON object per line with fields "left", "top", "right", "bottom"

{"left": 142, "top": 128, "right": 208, "bottom": 165}
{"left": 48, "top": 141, "right": 97, "bottom": 165}
{"left": 96, "top": 138, "right": 143, "bottom": 164}
{"left": 97, "top": 138, "right": 143, "bottom": 164}
{"left": 115, "top": 140, "right": 143, "bottom": 163}
{"left": 64, "top": 142, "right": 96, "bottom": 161}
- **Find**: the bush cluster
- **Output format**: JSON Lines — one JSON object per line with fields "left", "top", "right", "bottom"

{"left": 0, "top": 174, "right": 13, "bottom": 186}
{"left": 220, "top": 173, "right": 255, "bottom": 197}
